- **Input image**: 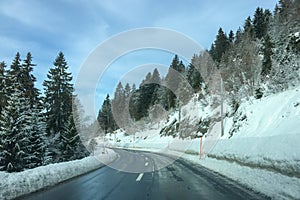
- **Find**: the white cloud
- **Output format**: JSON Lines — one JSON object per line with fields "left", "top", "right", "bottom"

{"left": 0, "top": 1, "right": 61, "bottom": 33}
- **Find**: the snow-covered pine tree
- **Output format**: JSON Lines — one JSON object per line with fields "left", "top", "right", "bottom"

{"left": 268, "top": 0, "right": 300, "bottom": 92}
{"left": 97, "top": 94, "right": 116, "bottom": 134}
{"left": 26, "top": 104, "right": 48, "bottom": 168}
{"left": 43, "top": 52, "right": 74, "bottom": 163}
{"left": 187, "top": 55, "right": 204, "bottom": 92}
{"left": 20, "top": 52, "right": 48, "bottom": 168}
{"left": 163, "top": 55, "right": 185, "bottom": 110}
{"left": 209, "top": 28, "right": 231, "bottom": 63}
{"left": 0, "top": 62, "right": 7, "bottom": 115}
{"left": 22, "top": 52, "right": 41, "bottom": 105}
{"left": 60, "top": 96, "right": 89, "bottom": 161}
{"left": 112, "top": 82, "right": 125, "bottom": 128}
{"left": 0, "top": 54, "right": 32, "bottom": 172}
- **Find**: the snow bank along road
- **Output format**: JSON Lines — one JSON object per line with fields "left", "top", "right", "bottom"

{"left": 20, "top": 149, "right": 268, "bottom": 200}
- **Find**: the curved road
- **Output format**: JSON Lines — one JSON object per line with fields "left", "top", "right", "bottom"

{"left": 20, "top": 149, "right": 268, "bottom": 200}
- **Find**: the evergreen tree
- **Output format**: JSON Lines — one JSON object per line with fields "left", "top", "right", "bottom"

{"left": 163, "top": 55, "right": 186, "bottom": 110}
{"left": 43, "top": 52, "right": 74, "bottom": 162}
{"left": 0, "top": 56, "right": 31, "bottom": 172}
{"left": 228, "top": 30, "right": 235, "bottom": 44}
{"left": 243, "top": 16, "right": 255, "bottom": 39}
{"left": 0, "top": 62, "right": 7, "bottom": 114}
{"left": 61, "top": 109, "right": 88, "bottom": 162}
{"left": 133, "top": 72, "right": 156, "bottom": 120}
{"left": 235, "top": 27, "right": 243, "bottom": 44}
{"left": 261, "top": 34, "right": 274, "bottom": 78}
{"left": 268, "top": 0, "right": 300, "bottom": 92}
{"left": 210, "top": 28, "right": 230, "bottom": 63}
{"left": 124, "top": 83, "right": 131, "bottom": 98}
{"left": 112, "top": 82, "right": 125, "bottom": 128}
{"left": 21, "top": 52, "right": 40, "bottom": 105}
{"left": 26, "top": 104, "right": 48, "bottom": 168}
{"left": 187, "top": 55, "right": 203, "bottom": 92}
{"left": 97, "top": 94, "right": 116, "bottom": 134}
{"left": 253, "top": 7, "right": 267, "bottom": 39}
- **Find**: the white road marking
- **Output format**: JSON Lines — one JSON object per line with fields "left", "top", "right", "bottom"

{"left": 136, "top": 173, "right": 144, "bottom": 181}
{"left": 145, "top": 157, "right": 148, "bottom": 160}
{"left": 145, "top": 162, "right": 149, "bottom": 166}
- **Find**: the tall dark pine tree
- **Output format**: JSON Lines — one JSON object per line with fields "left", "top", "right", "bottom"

{"left": 21, "top": 53, "right": 47, "bottom": 168}
{"left": 112, "top": 82, "right": 125, "bottom": 128}
{"left": 163, "top": 55, "right": 185, "bottom": 110}
{"left": 253, "top": 8, "right": 272, "bottom": 39}
{"left": 124, "top": 83, "right": 131, "bottom": 98}
{"left": 135, "top": 70, "right": 163, "bottom": 120}
{"left": 43, "top": 52, "right": 74, "bottom": 162}
{"left": 130, "top": 73, "right": 152, "bottom": 120}
{"left": 244, "top": 16, "right": 255, "bottom": 39}
{"left": 187, "top": 55, "right": 203, "bottom": 92}
{"left": 210, "top": 28, "right": 230, "bottom": 63}
{"left": 261, "top": 34, "right": 274, "bottom": 78}
{"left": 150, "top": 68, "right": 162, "bottom": 106}
{"left": 22, "top": 52, "right": 40, "bottom": 105}
{"left": 97, "top": 94, "right": 116, "bottom": 134}
{"left": 228, "top": 30, "right": 235, "bottom": 44}
{"left": 6, "top": 52, "right": 22, "bottom": 94}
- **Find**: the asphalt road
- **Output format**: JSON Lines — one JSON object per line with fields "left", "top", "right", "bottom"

{"left": 19, "top": 149, "right": 268, "bottom": 200}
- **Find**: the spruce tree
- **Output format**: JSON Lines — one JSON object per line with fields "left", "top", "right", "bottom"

{"left": 228, "top": 30, "right": 235, "bottom": 44}
{"left": 0, "top": 54, "right": 31, "bottom": 172}
{"left": 253, "top": 8, "right": 272, "bottom": 40}
{"left": 187, "top": 55, "right": 203, "bottom": 92}
{"left": 61, "top": 111, "right": 88, "bottom": 161}
{"left": 210, "top": 28, "right": 230, "bottom": 63}
{"left": 244, "top": 17, "right": 255, "bottom": 39}
{"left": 112, "top": 82, "right": 125, "bottom": 128}
{"left": 124, "top": 83, "right": 131, "bottom": 98}
{"left": 261, "top": 34, "right": 274, "bottom": 78}
{"left": 22, "top": 52, "right": 40, "bottom": 105}
{"left": 43, "top": 52, "right": 74, "bottom": 162}
{"left": 164, "top": 55, "right": 185, "bottom": 110}
{"left": 150, "top": 68, "right": 162, "bottom": 105}
{"left": 97, "top": 94, "right": 116, "bottom": 134}
{"left": 0, "top": 62, "right": 6, "bottom": 114}
{"left": 26, "top": 104, "right": 48, "bottom": 168}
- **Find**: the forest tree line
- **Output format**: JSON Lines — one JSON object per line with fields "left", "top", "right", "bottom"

{"left": 97, "top": 0, "right": 300, "bottom": 135}
{"left": 0, "top": 52, "right": 88, "bottom": 172}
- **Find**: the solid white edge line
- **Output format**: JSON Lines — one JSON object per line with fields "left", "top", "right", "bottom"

{"left": 136, "top": 173, "right": 144, "bottom": 181}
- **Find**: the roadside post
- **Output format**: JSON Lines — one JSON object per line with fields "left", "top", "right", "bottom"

{"left": 199, "top": 133, "right": 203, "bottom": 159}
{"left": 198, "top": 133, "right": 203, "bottom": 160}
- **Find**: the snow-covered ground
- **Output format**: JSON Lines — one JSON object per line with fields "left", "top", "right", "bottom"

{"left": 104, "top": 86, "right": 300, "bottom": 199}
{"left": 0, "top": 149, "right": 117, "bottom": 200}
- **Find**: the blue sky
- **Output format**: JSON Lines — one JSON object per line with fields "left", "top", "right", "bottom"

{"left": 0, "top": 0, "right": 278, "bottom": 117}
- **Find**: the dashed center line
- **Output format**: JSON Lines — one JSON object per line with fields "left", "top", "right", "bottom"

{"left": 136, "top": 173, "right": 144, "bottom": 181}
{"left": 145, "top": 162, "right": 149, "bottom": 166}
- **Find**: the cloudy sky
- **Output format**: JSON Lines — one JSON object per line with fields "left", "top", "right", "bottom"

{"left": 0, "top": 0, "right": 278, "bottom": 117}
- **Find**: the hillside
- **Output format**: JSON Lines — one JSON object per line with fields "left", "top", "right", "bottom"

{"left": 103, "top": 86, "right": 300, "bottom": 199}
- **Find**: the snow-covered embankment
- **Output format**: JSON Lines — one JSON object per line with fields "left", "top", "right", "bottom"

{"left": 0, "top": 149, "right": 117, "bottom": 200}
